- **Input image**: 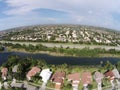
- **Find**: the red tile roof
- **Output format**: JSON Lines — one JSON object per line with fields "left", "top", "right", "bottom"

{"left": 104, "top": 70, "right": 115, "bottom": 80}
{"left": 54, "top": 78, "right": 63, "bottom": 84}
{"left": 26, "top": 67, "right": 41, "bottom": 77}
{"left": 51, "top": 71, "right": 66, "bottom": 81}
{"left": 68, "top": 73, "right": 80, "bottom": 81}
{"left": 1, "top": 68, "right": 8, "bottom": 77}
{"left": 51, "top": 71, "right": 66, "bottom": 90}
{"left": 81, "top": 72, "right": 92, "bottom": 85}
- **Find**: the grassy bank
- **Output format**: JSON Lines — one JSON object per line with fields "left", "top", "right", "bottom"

{"left": 4, "top": 42, "right": 120, "bottom": 57}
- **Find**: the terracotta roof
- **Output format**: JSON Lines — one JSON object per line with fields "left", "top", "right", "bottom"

{"left": 1, "top": 68, "right": 8, "bottom": 77}
{"left": 104, "top": 70, "right": 115, "bottom": 80}
{"left": 81, "top": 72, "right": 92, "bottom": 85}
{"left": 51, "top": 71, "right": 66, "bottom": 90}
{"left": 51, "top": 71, "right": 66, "bottom": 81}
{"left": 94, "top": 71, "right": 104, "bottom": 83}
{"left": 26, "top": 67, "right": 41, "bottom": 77}
{"left": 104, "top": 70, "right": 114, "bottom": 77}
{"left": 68, "top": 73, "right": 80, "bottom": 81}
{"left": 54, "top": 78, "right": 63, "bottom": 84}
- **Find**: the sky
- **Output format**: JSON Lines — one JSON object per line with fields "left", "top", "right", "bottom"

{"left": 0, "top": 0, "right": 120, "bottom": 31}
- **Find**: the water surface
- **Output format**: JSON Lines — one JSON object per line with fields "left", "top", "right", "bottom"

{"left": 0, "top": 52, "right": 120, "bottom": 65}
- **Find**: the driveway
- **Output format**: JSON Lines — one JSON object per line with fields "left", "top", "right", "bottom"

{"left": 39, "top": 82, "right": 46, "bottom": 90}
{"left": 73, "top": 85, "right": 78, "bottom": 90}
{"left": 11, "top": 82, "right": 39, "bottom": 90}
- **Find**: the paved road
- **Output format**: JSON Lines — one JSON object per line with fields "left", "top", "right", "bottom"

{"left": 1, "top": 41, "right": 120, "bottom": 50}
{"left": 10, "top": 81, "right": 54, "bottom": 90}
{"left": 9, "top": 81, "right": 120, "bottom": 90}
{"left": 73, "top": 85, "right": 78, "bottom": 90}
{"left": 11, "top": 82, "right": 39, "bottom": 90}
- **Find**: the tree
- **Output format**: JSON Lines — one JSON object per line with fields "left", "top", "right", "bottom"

{"left": 104, "top": 60, "right": 114, "bottom": 70}
{"left": 0, "top": 45, "right": 4, "bottom": 51}
{"left": 116, "top": 61, "right": 120, "bottom": 72}
{"left": 2, "top": 55, "right": 19, "bottom": 69}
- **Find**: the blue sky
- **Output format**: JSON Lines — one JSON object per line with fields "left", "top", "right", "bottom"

{"left": 0, "top": 0, "right": 120, "bottom": 31}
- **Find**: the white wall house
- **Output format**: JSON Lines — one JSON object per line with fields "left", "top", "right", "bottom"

{"left": 112, "top": 68, "right": 120, "bottom": 87}
{"left": 40, "top": 69, "right": 52, "bottom": 83}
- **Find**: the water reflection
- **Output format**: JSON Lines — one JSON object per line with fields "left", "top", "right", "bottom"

{"left": 0, "top": 52, "right": 120, "bottom": 65}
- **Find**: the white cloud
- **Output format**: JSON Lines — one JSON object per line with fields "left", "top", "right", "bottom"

{"left": 1, "top": 0, "right": 120, "bottom": 30}
{"left": 0, "top": 12, "right": 62, "bottom": 30}
{"left": 4, "top": 0, "right": 120, "bottom": 15}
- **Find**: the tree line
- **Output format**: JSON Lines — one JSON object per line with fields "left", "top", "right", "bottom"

{"left": 3, "top": 43, "right": 120, "bottom": 57}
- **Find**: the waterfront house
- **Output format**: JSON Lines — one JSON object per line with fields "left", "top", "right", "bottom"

{"left": 51, "top": 71, "right": 66, "bottom": 90}
{"left": 40, "top": 68, "right": 52, "bottom": 83}
{"left": 67, "top": 73, "right": 80, "bottom": 90}
{"left": 93, "top": 71, "right": 104, "bottom": 90}
{"left": 112, "top": 68, "right": 120, "bottom": 79}
{"left": 26, "top": 66, "right": 41, "bottom": 81}
{"left": 12, "top": 65, "right": 19, "bottom": 83}
{"left": 12, "top": 65, "right": 18, "bottom": 73}
{"left": 104, "top": 70, "right": 115, "bottom": 80}
{"left": 81, "top": 72, "right": 92, "bottom": 90}
{"left": 1, "top": 67, "right": 8, "bottom": 80}
{"left": 112, "top": 68, "right": 120, "bottom": 87}
{"left": 104, "top": 70, "right": 115, "bottom": 89}
{"left": 3, "top": 81, "right": 9, "bottom": 89}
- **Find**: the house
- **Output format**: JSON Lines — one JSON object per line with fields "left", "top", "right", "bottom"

{"left": 12, "top": 65, "right": 18, "bottom": 73}
{"left": 40, "top": 69, "right": 52, "bottom": 83}
{"left": 1, "top": 67, "right": 8, "bottom": 80}
{"left": 81, "top": 72, "right": 92, "bottom": 90}
{"left": 26, "top": 66, "right": 41, "bottom": 81}
{"left": 104, "top": 70, "right": 115, "bottom": 89}
{"left": 67, "top": 73, "right": 80, "bottom": 90}
{"left": 112, "top": 68, "right": 120, "bottom": 79}
{"left": 51, "top": 71, "right": 66, "bottom": 90}
{"left": 68, "top": 73, "right": 80, "bottom": 85}
{"left": 94, "top": 71, "right": 104, "bottom": 84}
{"left": 112, "top": 68, "right": 120, "bottom": 86}
{"left": 12, "top": 65, "right": 18, "bottom": 83}
{"left": 94, "top": 71, "right": 104, "bottom": 90}
{"left": 3, "top": 82, "right": 9, "bottom": 89}
{"left": 104, "top": 70, "right": 115, "bottom": 80}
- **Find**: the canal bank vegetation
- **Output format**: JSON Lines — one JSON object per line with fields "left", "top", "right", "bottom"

{"left": 0, "top": 45, "right": 4, "bottom": 52}
{"left": 3, "top": 42, "right": 120, "bottom": 57}
{"left": 1, "top": 55, "right": 120, "bottom": 90}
